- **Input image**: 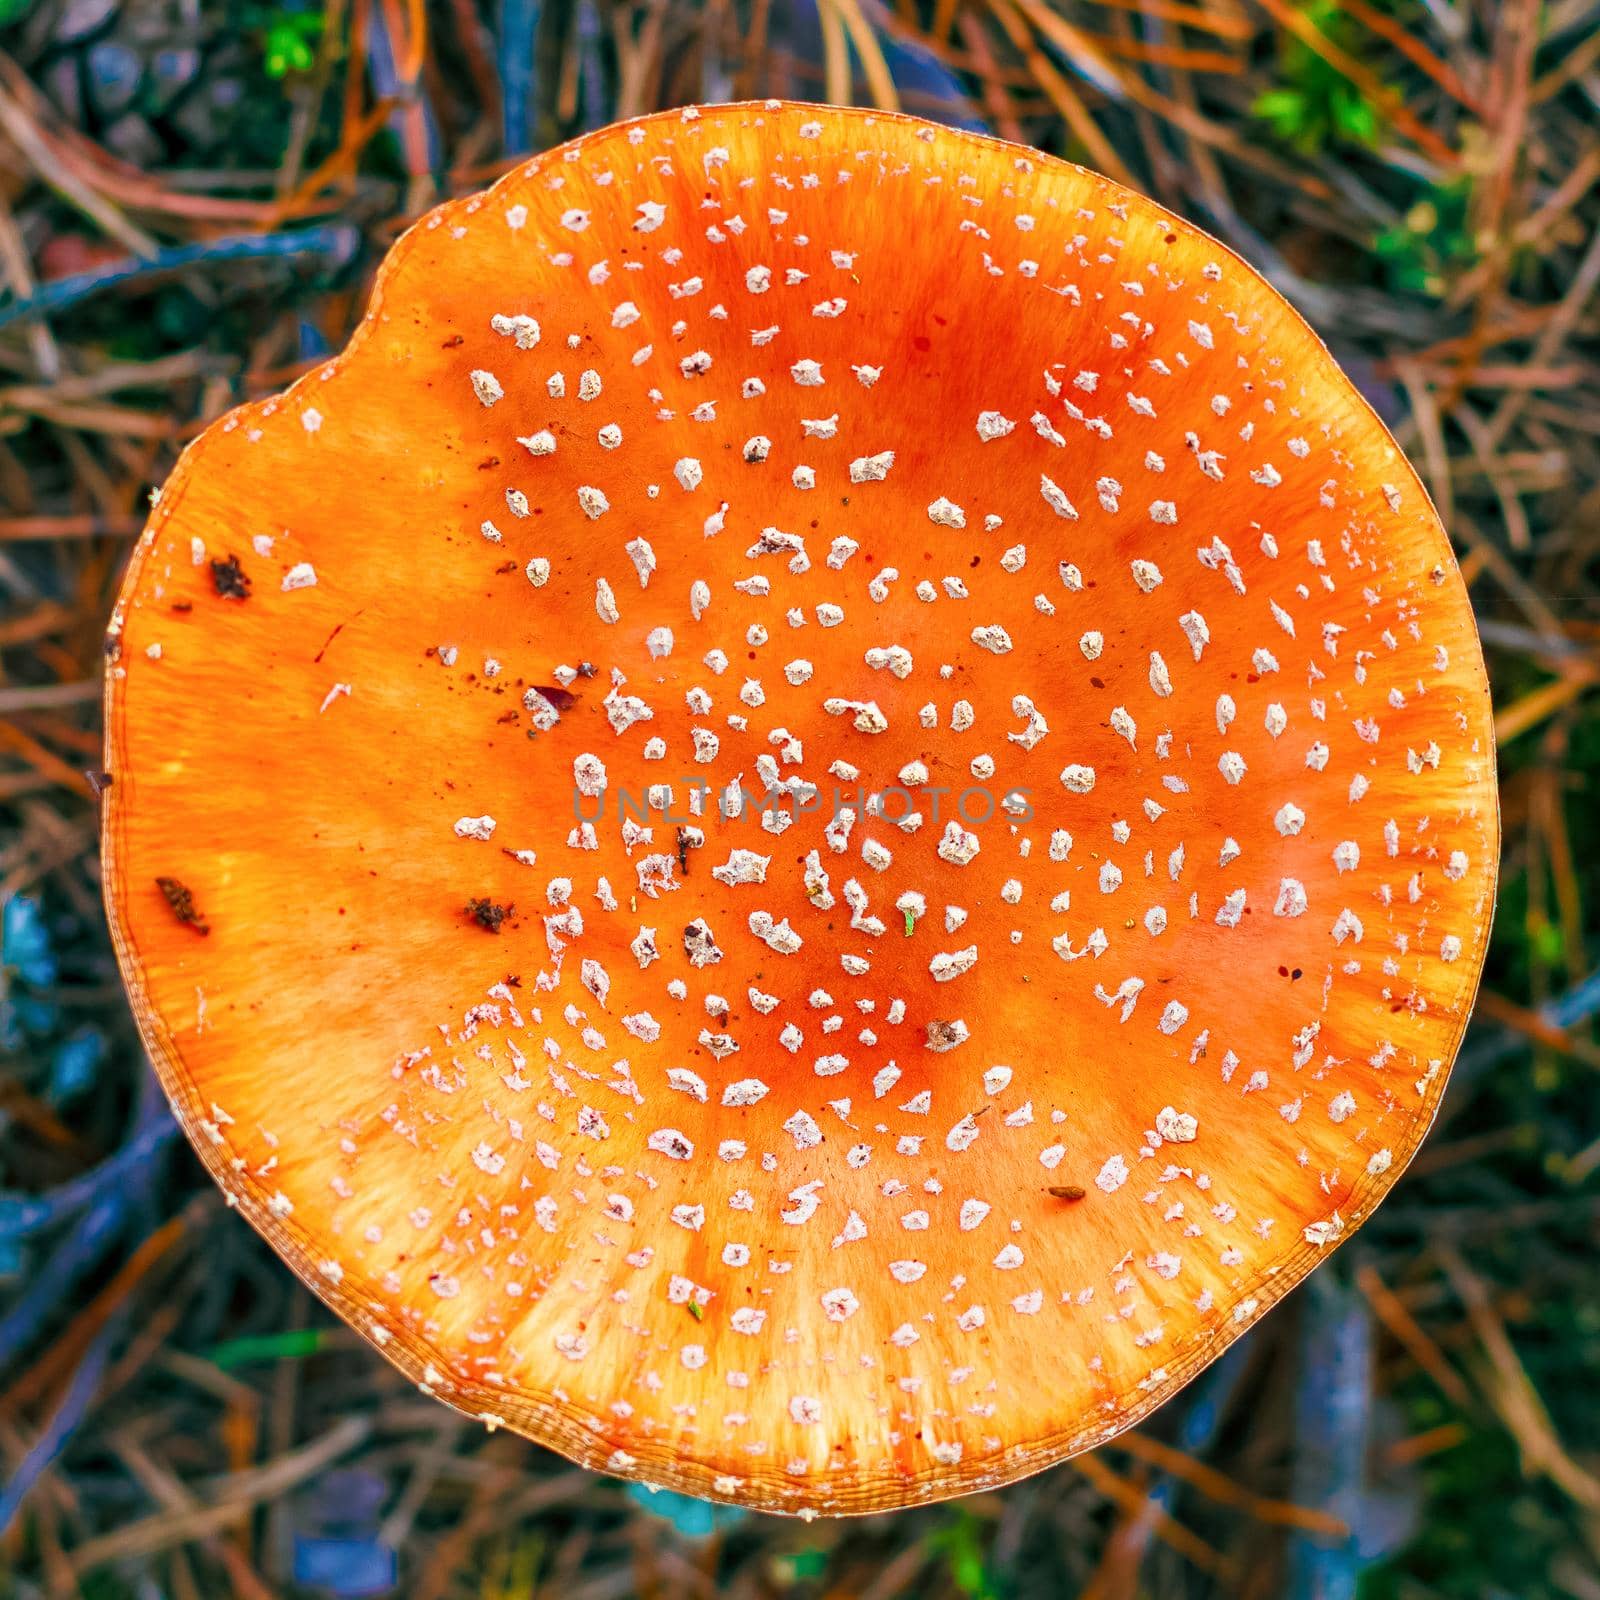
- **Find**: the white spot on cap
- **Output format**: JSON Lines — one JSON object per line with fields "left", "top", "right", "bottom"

{"left": 820, "top": 1287, "right": 860, "bottom": 1321}
{"left": 1096, "top": 1154, "right": 1129, "bottom": 1192}
{"left": 1274, "top": 879, "right": 1308, "bottom": 917}
{"left": 1155, "top": 1106, "right": 1197, "bottom": 1142}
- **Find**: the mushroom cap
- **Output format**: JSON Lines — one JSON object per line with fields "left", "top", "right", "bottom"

{"left": 103, "top": 102, "right": 1497, "bottom": 1514}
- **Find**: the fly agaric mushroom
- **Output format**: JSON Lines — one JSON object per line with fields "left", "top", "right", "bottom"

{"left": 103, "top": 103, "right": 1497, "bottom": 1513}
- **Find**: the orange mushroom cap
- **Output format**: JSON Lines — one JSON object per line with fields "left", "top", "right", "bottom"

{"left": 103, "top": 103, "right": 1497, "bottom": 1513}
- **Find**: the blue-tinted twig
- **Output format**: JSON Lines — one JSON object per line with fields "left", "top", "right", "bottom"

{"left": 0, "top": 1109, "right": 176, "bottom": 1243}
{"left": 367, "top": 5, "right": 443, "bottom": 175}
{"left": 1286, "top": 1273, "right": 1374, "bottom": 1600}
{"left": 0, "top": 1192, "right": 128, "bottom": 1374}
{"left": 1546, "top": 967, "right": 1600, "bottom": 1030}
{"left": 0, "top": 226, "right": 360, "bottom": 332}
{"left": 576, "top": 0, "right": 608, "bottom": 134}
{"left": 1160, "top": 1338, "right": 1250, "bottom": 1471}
{"left": 0, "top": 1309, "right": 123, "bottom": 1537}
{"left": 626, "top": 1482, "right": 749, "bottom": 1539}
{"left": 1129, "top": 1339, "right": 1252, "bottom": 1584}
{"left": 865, "top": 6, "right": 991, "bottom": 132}
{"left": 500, "top": 0, "right": 541, "bottom": 154}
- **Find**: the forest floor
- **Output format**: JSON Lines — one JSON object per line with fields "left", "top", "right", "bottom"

{"left": 1, "top": 2, "right": 1598, "bottom": 1597}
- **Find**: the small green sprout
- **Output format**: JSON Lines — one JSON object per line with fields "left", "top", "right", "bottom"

{"left": 1252, "top": 0, "right": 1385, "bottom": 155}
{"left": 256, "top": 4, "right": 325, "bottom": 79}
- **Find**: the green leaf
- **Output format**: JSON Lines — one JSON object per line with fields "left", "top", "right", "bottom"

{"left": 261, "top": 10, "right": 324, "bottom": 79}
{"left": 929, "top": 1513, "right": 999, "bottom": 1600}
{"left": 790, "top": 1548, "right": 828, "bottom": 1580}
{"left": 1332, "top": 87, "right": 1380, "bottom": 146}
{"left": 205, "top": 1327, "right": 331, "bottom": 1368}
{"left": 1253, "top": 88, "right": 1309, "bottom": 130}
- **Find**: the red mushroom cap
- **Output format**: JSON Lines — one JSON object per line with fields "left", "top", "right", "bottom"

{"left": 103, "top": 102, "right": 1497, "bottom": 1513}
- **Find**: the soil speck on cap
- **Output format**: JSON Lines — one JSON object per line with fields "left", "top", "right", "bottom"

{"left": 466, "top": 897, "right": 512, "bottom": 932}
{"left": 156, "top": 876, "right": 209, "bottom": 935}
{"left": 209, "top": 555, "right": 250, "bottom": 599}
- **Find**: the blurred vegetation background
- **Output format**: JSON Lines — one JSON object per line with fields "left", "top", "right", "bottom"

{"left": 1, "top": 0, "right": 1598, "bottom": 1596}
